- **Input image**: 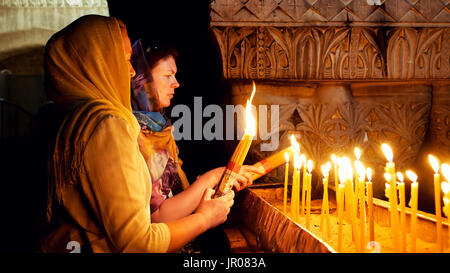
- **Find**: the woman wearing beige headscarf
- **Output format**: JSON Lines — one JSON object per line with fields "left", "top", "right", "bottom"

{"left": 40, "top": 14, "right": 235, "bottom": 253}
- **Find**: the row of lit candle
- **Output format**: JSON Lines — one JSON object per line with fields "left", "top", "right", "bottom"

{"left": 227, "top": 83, "right": 449, "bottom": 252}
{"left": 279, "top": 140, "right": 450, "bottom": 252}
{"left": 381, "top": 151, "right": 450, "bottom": 253}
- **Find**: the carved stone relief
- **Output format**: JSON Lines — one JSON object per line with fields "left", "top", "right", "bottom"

{"left": 430, "top": 84, "right": 450, "bottom": 156}
{"left": 210, "top": 0, "right": 450, "bottom": 24}
{"left": 211, "top": 26, "right": 450, "bottom": 80}
{"left": 0, "top": 0, "right": 107, "bottom": 8}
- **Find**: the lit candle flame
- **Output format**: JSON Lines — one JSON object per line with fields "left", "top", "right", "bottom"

{"left": 326, "top": 161, "right": 331, "bottom": 171}
{"left": 366, "top": 168, "right": 372, "bottom": 181}
{"left": 381, "top": 143, "right": 393, "bottom": 162}
{"left": 336, "top": 157, "right": 342, "bottom": 167}
{"left": 284, "top": 152, "right": 290, "bottom": 163}
{"left": 441, "top": 163, "right": 450, "bottom": 182}
{"left": 354, "top": 147, "right": 361, "bottom": 161}
{"left": 294, "top": 153, "right": 300, "bottom": 170}
{"left": 384, "top": 172, "right": 391, "bottom": 182}
{"left": 341, "top": 157, "right": 353, "bottom": 177}
{"left": 331, "top": 154, "right": 337, "bottom": 165}
{"left": 244, "top": 82, "right": 257, "bottom": 136}
{"left": 307, "top": 160, "right": 313, "bottom": 173}
{"left": 290, "top": 135, "right": 300, "bottom": 154}
{"left": 355, "top": 161, "right": 365, "bottom": 181}
{"left": 397, "top": 172, "right": 404, "bottom": 183}
{"left": 338, "top": 167, "right": 346, "bottom": 184}
{"left": 442, "top": 182, "right": 450, "bottom": 195}
{"left": 428, "top": 154, "right": 440, "bottom": 174}
{"left": 406, "top": 170, "right": 417, "bottom": 183}
{"left": 250, "top": 81, "right": 256, "bottom": 104}
{"left": 300, "top": 154, "right": 306, "bottom": 164}
{"left": 322, "top": 162, "right": 331, "bottom": 177}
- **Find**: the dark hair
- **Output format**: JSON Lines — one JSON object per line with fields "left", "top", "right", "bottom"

{"left": 142, "top": 40, "right": 179, "bottom": 71}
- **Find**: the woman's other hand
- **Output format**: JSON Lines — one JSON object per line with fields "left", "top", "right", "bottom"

{"left": 195, "top": 188, "right": 234, "bottom": 229}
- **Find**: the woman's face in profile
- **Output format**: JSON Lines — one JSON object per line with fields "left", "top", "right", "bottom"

{"left": 148, "top": 55, "right": 180, "bottom": 109}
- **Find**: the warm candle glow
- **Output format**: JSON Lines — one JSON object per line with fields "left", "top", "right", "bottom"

{"left": 442, "top": 182, "right": 450, "bottom": 194}
{"left": 382, "top": 143, "right": 399, "bottom": 251}
{"left": 366, "top": 167, "right": 374, "bottom": 242}
{"left": 341, "top": 157, "right": 353, "bottom": 177}
{"left": 384, "top": 172, "right": 391, "bottom": 182}
{"left": 367, "top": 168, "right": 372, "bottom": 181}
{"left": 307, "top": 160, "right": 313, "bottom": 173}
{"left": 384, "top": 173, "right": 391, "bottom": 199}
{"left": 244, "top": 82, "right": 256, "bottom": 136}
{"left": 428, "top": 154, "right": 440, "bottom": 174}
{"left": 283, "top": 152, "right": 289, "bottom": 214}
{"left": 290, "top": 135, "right": 300, "bottom": 154}
{"left": 442, "top": 181, "right": 450, "bottom": 253}
{"left": 300, "top": 153, "right": 307, "bottom": 217}
{"left": 397, "top": 172, "right": 404, "bottom": 182}
{"left": 294, "top": 153, "right": 300, "bottom": 170}
{"left": 326, "top": 162, "right": 331, "bottom": 174}
{"left": 442, "top": 163, "right": 450, "bottom": 182}
{"left": 430, "top": 155, "right": 443, "bottom": 252}
{"left": 300, "top": 154, "right": 306, "bottom": 164}
{"left": 397, "top": 171, "right": 406, "bottom": 252}
{"left": 322, "top": 163, "right": 331, "bottom": 177}
{"left": 338, "top": 167, "right": 347, "bottom": 184}
{"left": 406, "top": 169, "right": 418, "bottom": 253}
{"left": 406, "top": 170, "right": 418, "bottom": 182}
{"left": 331, "top": 154, "right": 337, "bottom": 165}
{"left": 249, "top": 81, "right": 256, "bottom": 103}
{"left": 305, "top": 159, "right": 313, "bottom": 229}
{"left": 355, "top": 161, "right": 365, "bottom": 181}
{"left": 320, "top": 161, "right": 331, "bottom": 238}
{"left": 291, "top": 152, "right": 300, "bottom": 219}
{"left": 354, "top": 147, "right": 361, "bottom": 160}
{"left": 381, "top": 143, "right": 393, "bottom": 162}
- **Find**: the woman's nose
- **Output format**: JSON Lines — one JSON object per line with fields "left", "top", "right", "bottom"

{"left": 172, "top": 77, "right": 180, "bottom": 88}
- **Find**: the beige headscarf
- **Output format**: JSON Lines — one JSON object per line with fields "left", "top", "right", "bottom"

{"left": 44, "top": 15, "right": 140, "bottom": 221}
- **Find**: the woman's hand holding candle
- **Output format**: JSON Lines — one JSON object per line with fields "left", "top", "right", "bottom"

{"left": 199, "top": 165, "right": 264, "bottom": 192}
